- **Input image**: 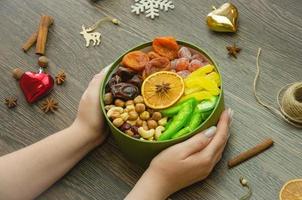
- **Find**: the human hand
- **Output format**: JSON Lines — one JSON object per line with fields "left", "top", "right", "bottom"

{"left": 72, "top": 67, "right": 109, "bottom": 145}
{"left": 126, "top": 108, "right": 233, "bottom": 200}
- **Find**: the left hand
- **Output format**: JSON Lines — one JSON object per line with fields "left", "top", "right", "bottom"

{"left": 72, "top": 67, "right": 109, "bottom": 145}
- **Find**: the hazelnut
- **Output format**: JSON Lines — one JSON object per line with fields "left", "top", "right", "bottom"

{"left": 128, "top": 111, "right": 139, "bottom": 120}
{"left": 135, "top": 103, "right": 146, "bottom": 113}
{"left": 125, "top": 100, "right": 134, "bottom": 106}
{"left": 142, "top": 121, "right": 149, "bottom": 130}
{"left": 104, "top": 93, "right": 113, "bottom": 105}
{"left": 38, "top": 56, "right": 49, "bottom": 68}
{"left": 140, "top": 111, "right": 150, "bottom": 120}
{"left": 113, "top": 118, "right": 124, "bottom": 127}
{"left": 147, "top": 119, "right": 158, "bottom": 129}
{"left": 120, "top": 122, "right": 131, "bottom": 131}
{"left": 136, "top": 117, "right": 143, "bottom": 126}
{"left": 125, "top": 105, "right": 135, "bottom": 112}
{"left": 125, "top": 129, "right": 134, "bottom": 136}
{"left": 114, "top": 99, "right": 125, "bottom": 107}
{"left": 152, "top": 112, "right": 162, "bottom": 121}
{"left": 134, "top": 95, "right": 144, "bottom": 104}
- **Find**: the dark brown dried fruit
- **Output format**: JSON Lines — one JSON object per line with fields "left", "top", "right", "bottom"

{"left": 120, "top": 122, "right": 131, "bottom": 131}
{"left": 111, "top": 83, "right": 139, "bottom": 100}
{"left": 131, "top": 126, "right": 139, "bottom": 135}
{"left": 114, "top": 66, "right": 136, "bottom": 81}
{"left": 127, "top": 74, "right": 143, "bottom": 88}
{"left": 106, "top": 75, "right": 122, "bottom": 92}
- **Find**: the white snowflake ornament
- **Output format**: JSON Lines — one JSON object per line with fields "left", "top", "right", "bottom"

{"left": 131, "top": 0, "right": 175, "bottom": 19}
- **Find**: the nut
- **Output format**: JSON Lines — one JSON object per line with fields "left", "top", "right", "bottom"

{"left": 113, "top": 118, "right": 124, "bottom": 127}
{"left": 114, "top": 99, "right": 125, "bottom": 107}
{"left": 104, "top": 93, "right": 113, "bottom": 105}
{"left": 120, "top": 122, "right": 131, "bottom": 131}
{"left": 152, "top": 112, "right": 162, "bottom": 121}
{"left": 142, "top": 121, "right": 149, "bottom": 130}
{"left": 134, "top": 95, "right": 144, "bottom": 104}
{"left": 120, "top": 112, "right": 129, "bottom": 121}
{"left": 158, "top": 117, "right": 168, "bottom": 126}
{"left": 105, "top": 105, "right": 115, "bottom": 111}
{"left": 126, "top": 120, "right": 137, "bottom": 126}
{"left": 147, "top": 119, "right": 158, "bottom": 129}
{"left": 107, "top": 107, "right": 123, "bottom": 119}
{"left": 155, "top": 126, "right": 165, "bottom": 140}
{"left": 125, "top": 100, "right": 134, "bottom": 106}
{"left": 128, "top": 111, "right": 139, "bottom": 120}
{"left": 125, "top": 129, "right": 134, "bottom": 136}
{"left": 147, "top": 108, "right": 155, "bottom": 115}
{"left": 125, "top": 105, "right": 135, "bottom": 112}
{"left": 38, "top": 56, "right": 49, "bottom": 68}
{"left": 135, "top": 103, "right": 146, "bottom": 113}
{"left": 148, "top": 137, "right": 154, "bottom": 141}
{"left": 136, "top": 117, "right": 143, "bottom": 126}
{"left": 138, "top": 127, "right": 155, "bottom": 139}
{"left": 140, "top": 111, "right": 150, "bottom": 120}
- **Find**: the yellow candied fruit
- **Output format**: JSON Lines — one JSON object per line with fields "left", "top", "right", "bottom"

{"left": 184, "top": 76, "right": 220, "bottom": 95}
{"left": 206, "top": 71, "right": 221, "bottom": 86}
{"left": 179, "top": 91, "right": 213, "bottom": 102}
{"left": 186, "top": 65, "right": 214, "bottom": 79}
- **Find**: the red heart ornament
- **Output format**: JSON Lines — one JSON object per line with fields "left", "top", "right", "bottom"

{"left": 19, "top": 71, "right": 54, "bottom": 103}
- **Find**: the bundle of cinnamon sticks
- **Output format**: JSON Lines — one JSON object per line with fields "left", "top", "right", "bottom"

{"left": 22, "top": 15, "right": 54, "bottom": 55}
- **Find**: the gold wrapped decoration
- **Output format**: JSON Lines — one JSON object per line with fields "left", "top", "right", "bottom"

{"left": 206, "top": 3, "right": 238, "bottom": 33}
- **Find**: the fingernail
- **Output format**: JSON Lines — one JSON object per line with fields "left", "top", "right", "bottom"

{"left": 204, "top": 126, "right": 217, "bottom": 138}
{"left": 227, "top": 108, "right": 234, "bottom": 127}
{"left": 102, "top": 65, "right": 111, "bottom": 74}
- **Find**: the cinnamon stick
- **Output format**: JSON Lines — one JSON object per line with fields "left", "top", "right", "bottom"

{"left": 35, "top": 15, "right": 54, "bottom": 55}
{"left": 228, "top": 138, "right": 274, "bottom": 168}
{"left": 22, "top": 31, "right": 38, "bottom": 52}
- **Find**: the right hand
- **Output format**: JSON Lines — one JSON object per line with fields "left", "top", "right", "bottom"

{"left": 126, "top": 108, "right": 233, "bottom": 200}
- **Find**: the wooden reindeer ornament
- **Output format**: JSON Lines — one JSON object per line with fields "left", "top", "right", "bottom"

{"left": 80, "top": 17, "right": 119, "bottom": 48}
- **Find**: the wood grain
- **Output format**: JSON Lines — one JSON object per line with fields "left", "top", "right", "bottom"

{"left": 0, "top": 0, "right": 302, "bottom": 199}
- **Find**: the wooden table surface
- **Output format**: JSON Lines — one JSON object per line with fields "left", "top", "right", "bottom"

{"left": 1, "top": 0, "right": 301, "bottom": 199}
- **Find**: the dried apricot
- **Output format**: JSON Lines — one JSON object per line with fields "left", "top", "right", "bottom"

{"left": 147, "top": 51, "right": 161, "bottom": 60}
{"left": 122, "top": 51, "right": 149, "bottom": 71}
{"left": 178, "top": 47, "right": 192, "bottom": 59}
{"left": 143, "top": 57, "right": 170, "bottom": 79}
{"left": 152, "top": 37, "right": 179, "bottom": 60}
{"left": 175, "top": 58, "right": 190, "bottom": 71}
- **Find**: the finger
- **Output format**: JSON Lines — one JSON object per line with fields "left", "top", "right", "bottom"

{"left": 173, "top": 126, "right": 217, "bottom": 158}
{"left": 203, "top": 108, "right": 232, "bottom": 157}
{"left": 85, "top": 66, "right": 110, "bottom": 96}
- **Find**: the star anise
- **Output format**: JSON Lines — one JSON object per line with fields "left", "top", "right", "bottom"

{"left": 40, "top": 97, "right": 58, "bottom": 113}
{"left": 55, "top": 71, "right": 66, "bottom": 85}
{"left": 226, "top": 44, "right": 241, "bottom": 59}
{"left": 4, "top": 97, "right": 17, "bottom": 108}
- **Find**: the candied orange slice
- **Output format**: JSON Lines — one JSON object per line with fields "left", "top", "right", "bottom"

{"left": 280, "top": 179, "right": 302, "bottom": 200}
{"left": 141, "top": 71, "right": 184, "bottom": 109}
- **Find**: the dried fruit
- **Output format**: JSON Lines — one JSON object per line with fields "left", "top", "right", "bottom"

{"left": 152, "top": 37, "right": 179, "bottom": 60}
{"left": 114, "top": 67, "right": 136, "bottom": 81}
{"left": 106, "top": 75, "right": 122, "bottom": 92}
{"left": 122, "top": 51, "right": 149, "bottom": 71}
{"left": 177, "top": 70, "right": 190, "bottom": 78}
{"left": 175, "top": 58, "right": 190, "bottom": 71}
{"left": 141, "top": 71, "right": 184, "bottom": 109}
{"left": 280, "top": 179, "right": 302, "bottom": 200}
{"left": 143, "top": 57, "right": 170, "bottom": 79}
{"left": 120, "top": 122, "right": 132, "bottom": 131}
{"left": 111, "top": 83, "right": 139, "bottom": 100}
{"left": 188, "top": 59, "right": 203, "bottom": 72}
{"left": 191, "top": 53, "right": 208, "bottom": 63}
{"left": 147, "top": 51, "right": 160, "bottom": 60}
{"left": 178, "top": 47, "right": 192, "bottom": 59}
{"left": 127, "top": 74, "right": 143, "bottom": 88}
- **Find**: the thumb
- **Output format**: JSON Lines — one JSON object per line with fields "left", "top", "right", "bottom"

{"left": 86, "top": 66, "right": 110, "bottom": 93}
{"left": 175, "top": 126, "right": 217, "bottom": 158}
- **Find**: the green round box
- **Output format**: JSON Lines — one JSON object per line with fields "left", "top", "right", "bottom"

{"left": 100, "top": 41, "right": 224, "bottom": 167}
